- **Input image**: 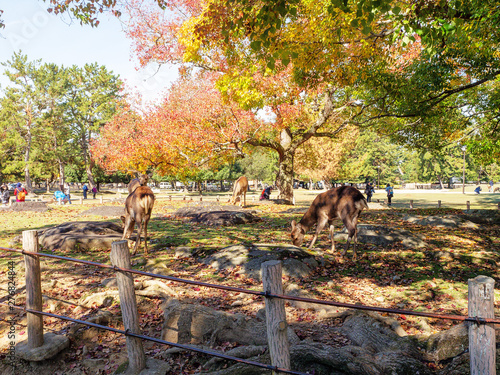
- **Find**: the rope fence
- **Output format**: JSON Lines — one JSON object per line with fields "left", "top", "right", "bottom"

{"left": 0, "top": 231, "right": 498, "bottom": 374}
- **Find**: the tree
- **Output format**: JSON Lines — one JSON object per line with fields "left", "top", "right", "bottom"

{"left": 0, "top": 52, "right": 46, "bottom": 191}
{"left": 29, "top": 0, "right": 500, "bottom": 192}
{"left": 65, "top": 63, "right": 124, "bottom": 188}
{"left": 92, "top": 74, "right": 258, "bottom": 183}
{"left": 0, "top": 53, "right": 123, "bottom": 189}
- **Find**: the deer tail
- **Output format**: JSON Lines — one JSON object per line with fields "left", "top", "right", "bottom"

{"left": 355, "top": 197, "right": 369, "bottom": 211}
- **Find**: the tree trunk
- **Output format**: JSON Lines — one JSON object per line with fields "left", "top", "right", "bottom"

{"left": 275, "top": 149, "right": 294, "bottom": 203}
{"left": 58, "top": 160, "right": 65, "bottom": 191}
{"left": 83, "top": 131, "right": 96, "bottom": 188}
{"left": 24, "top": 133, "right": 33, "bottom": 193}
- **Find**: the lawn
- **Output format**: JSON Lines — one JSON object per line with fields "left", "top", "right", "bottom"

{"left": 0, "top": 188, "right": 499, "bottom": 374}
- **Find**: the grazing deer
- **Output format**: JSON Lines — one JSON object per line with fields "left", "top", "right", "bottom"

{"left": 494, "top": 187, "right": 500, "bottom": 193}
{"left": 128, "top": 173, "right": 150, "bottom": 194}
{"left": 121, "top": 186, "right": 155, "bottom": 255}
{"left": 291, "top": 186, "right": 368, "bottom": 260}
{"left": 228, "top": 176, "right": 248, "bottom": 207}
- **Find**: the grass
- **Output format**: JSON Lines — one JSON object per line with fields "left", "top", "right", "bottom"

{"left": 1, "top": 190, "right": 499, "bottom": 331}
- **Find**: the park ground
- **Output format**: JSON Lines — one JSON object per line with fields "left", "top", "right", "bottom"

{"left": 0, "top": 187, "right": 498, "bottom": 374}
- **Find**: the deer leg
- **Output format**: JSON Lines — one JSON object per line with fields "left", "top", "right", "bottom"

{"left": 133, "top": 220, "right": 143, "bottom": 256}
{"left": 341, "top": 218, "right": 355, "bottom": 257}
{"left": 243, "top": 191, "right": 246, "bottom": 207}
{"left": 329, "top": 224, "right": 335, "bottom": 253}
{"left": 121, "top": 216, "right": 134, "bottom": 241}
{"left": 143, "top": 215, "right": 150, "bottom": 255}
{"left": 308, "top": 217, "right": 328, "bottom": 249}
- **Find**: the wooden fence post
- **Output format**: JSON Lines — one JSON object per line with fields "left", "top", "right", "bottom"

{"left": 468, "top": 275, "right": 496, "bottom": 375}
{"left": 100, "top": 195, "right": 103, "bottom": 204}
{"left": 261, "top": 260, "right": 290, "bottom": 374}
{"left": 438, "top": 200, "right": 441, "bottom": 208}
{"left": 169, "top": 195, "right": 172, "bottom": 201}
{"left": 79, "top": 197, "right": 83, "bottom": 205}
{"left": 467, "top": 201, "right": 470, "bottom": 210}
{"left": 23, "top": 230, "right": 44, "bottom": 349}
{"left": 410, "top": 200, "right": 413, "bottom": 209}
{"left": 110, "top": 241, "right": 146, "bottom": 373}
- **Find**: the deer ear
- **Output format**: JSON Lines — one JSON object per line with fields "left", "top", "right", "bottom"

{"left": 120, "top": 215, "right": 126, "bottom": 223}
{"left": 291, "top": 220, "right": 296, "bottom": 230}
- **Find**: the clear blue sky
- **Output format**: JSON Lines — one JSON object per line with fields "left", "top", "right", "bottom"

{"left": 0, "top": 0, "right": 177, "bottom": 104}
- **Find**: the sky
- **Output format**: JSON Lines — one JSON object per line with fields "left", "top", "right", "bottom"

{"left": 0, "top": 0, "right": 178, "bottom": 105}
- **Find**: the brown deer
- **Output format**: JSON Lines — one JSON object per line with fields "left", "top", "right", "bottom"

{"left": 228, "top": 176, "right": 248, "bottom": 207}
{"left": 121, "top": 186, "right": 155, "bottom": 255}
{"left": 291, "top": 186, "right": 368, "bottom": 260}
{"left": 128, "top": 173, "right": 150, "bottom": 194}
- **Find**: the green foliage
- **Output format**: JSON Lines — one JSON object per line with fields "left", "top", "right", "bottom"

{"left": 0, "top": 52, "right": 123, "bottom": 187}
{"left": 239, "top": 147, "right": 278, "bottom": 184}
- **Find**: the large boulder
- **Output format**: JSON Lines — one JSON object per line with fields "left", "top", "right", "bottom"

{"left": 39, "top": 221, "right": 124, "bottom": 251}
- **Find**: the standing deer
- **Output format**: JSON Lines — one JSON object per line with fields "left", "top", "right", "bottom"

{"left": 290, "top": 186, "right": 368, "bottom": 260}
{"left": 228, "top": 176, "right": 248, "bottom": 207}
{"left": 128, "top": 173, "right": 150, "bottom": 194}
{"left": 121, "top": 186, "right": 155, "bottom": 255}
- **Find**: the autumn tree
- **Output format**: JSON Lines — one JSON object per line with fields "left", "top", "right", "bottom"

{"left": 29, "top": 0, "right": 500, "bottom": 194}
{"left": 92, "top": 74, "right": 259, "bottom": 183}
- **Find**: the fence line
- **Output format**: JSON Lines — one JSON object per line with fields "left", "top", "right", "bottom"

{"left": 1, "top": 235, "right": 498, "bottom": 374}
{"left": 1, "top": 303, "right": 307, "bottom": 375}
{"left": 2, "top": 246, "right": 498, "bottom": 325}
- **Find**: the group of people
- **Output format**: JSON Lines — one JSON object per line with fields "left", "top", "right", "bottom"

{"left": 53, "top": 183, "right": 98, "bottom": 204}
{"left": 0, "top": 183, "right": 28, "bottom": 205}
{"left": 82, "top": 184, "right": 98, "bottom": 199}
{"left": 1, "top": 181, "right": 99, "bottom": 206}
{"left": 364, "top": 182, "right": 394, "bottom": 206}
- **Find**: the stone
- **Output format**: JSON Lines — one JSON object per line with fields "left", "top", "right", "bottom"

{"left": 16, "top": 333, "right": 69, "bottom": 361}
{"left": 38, "top": 221, "right": 124, "bottom": 251}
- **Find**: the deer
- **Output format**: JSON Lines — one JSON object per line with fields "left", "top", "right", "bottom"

{"left": 128, "top": 173, "right": 150, "bottom": 194}
{"left": 290, "top": 186, "right": 368, "bottom": 260}
{"left": 121, "top": 185, "right": 155, "bottom": 255}
{"left": 228, "top": 176, "right": 248, "bottom": 207}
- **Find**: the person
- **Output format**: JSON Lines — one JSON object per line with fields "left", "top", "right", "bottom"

{"left": 489, "top": 180, "right": 494, "bottom": 192}
{"left": 92, "top": 186, "right": 97, "bottom": 199}
{"left": 53, "top": 190, "right": 69, "bottom": 204}
{"left": 364, "top": 183, "right": 374, "bottom": 203}
{"left": 385, "top": 183, "right": 394, "bottom": 206}
{"left": 474, "top": 186, "right": 481, "bottom": 194}
{"left": 64, "top": 183, "right": 72, "bottom": 204}
{"left": 1, "top": 183, "right": 10, "bottom": 206}
{"left": 259, "top": 186, "right": 272, "bottom": 200}
{"left": 13, "top": 183, "right": 28, "bottom": 202}
{"left": 82, "top": 184, "right": 88, "bottom": 199}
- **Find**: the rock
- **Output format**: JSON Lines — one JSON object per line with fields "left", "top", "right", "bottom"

{"left": 38, "top": 221, "right": 124, "bottom": 251}
{"left": 201, "top": 243, "right": 316, "bottom": 281}
{"left": 16, "top": 333, "right": 69, "bottom": 361}
{"left": 80, "top": 291, "right": 118, "bottom": 308}
{"left": 3, "top": 201, "right": 49, "bottom": 213}
{"left": 173, "top": 202, "right": 262, "bottom": 225}
{"left": 334, "top": 224, "right": 427, "bottom": 249}
{"left": 419, "top": 323, "right": 468, "bottom": 362}
{"left": 138, "top": 358, "right": 171, "bottom": 375}
{"left": 403, "top": 215, "right": 479, "bottom": 229}
{"left": 161, "top": 299, "right": 299, "bottom": 347}
{"left": 174, "top": 246, "right": 194, "bottom": 258}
